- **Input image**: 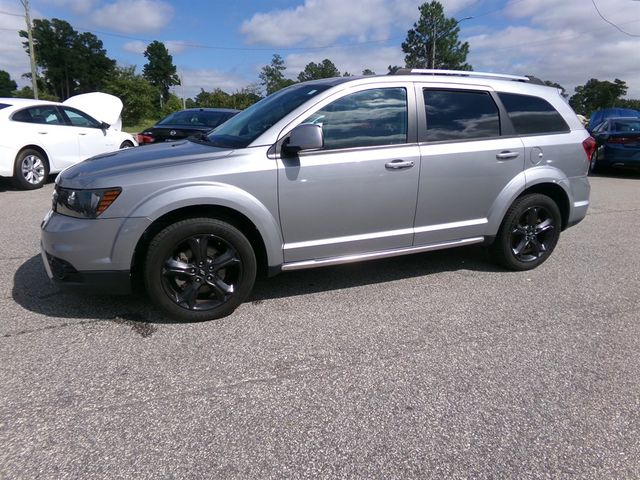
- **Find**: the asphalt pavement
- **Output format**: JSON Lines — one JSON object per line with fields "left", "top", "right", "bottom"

{"left": 1, "top": 172, "right": 639, "bottom": 479}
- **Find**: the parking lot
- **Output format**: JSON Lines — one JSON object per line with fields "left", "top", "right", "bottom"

{"left": 1, "top": 173, "right": 639, "bottom": 478}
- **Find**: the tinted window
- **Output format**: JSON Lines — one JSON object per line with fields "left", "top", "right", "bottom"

{"left": 12, "top": 106, "right": 65, "bottom": 125}
{"left": 207, "top": 83, "right": 331, "bottom": 148}
{"left": 498, "top": 92, "right": 569, "bottom": 135}
{"left": 423, "top": 89, "right": 500, "bottom": 142}
{"left": 612, "top": 119, "right": 640, "bottom": 132}
{"left": 0, "top": 103, "right": 10, "bottom": 110}
{"left": 302, "top": 88, "right": 407, "bottom": 150}
{"left": 62, "top": 107, "right": 100, "bottom": 128}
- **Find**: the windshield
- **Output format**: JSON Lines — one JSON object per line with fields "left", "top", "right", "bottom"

{"left": 204, "top": 83, "right": 331, "bottom": 148}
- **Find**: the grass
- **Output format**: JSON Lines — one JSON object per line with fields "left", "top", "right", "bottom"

{"left": 123, "top": 118, "right": 156, "bottom": 135}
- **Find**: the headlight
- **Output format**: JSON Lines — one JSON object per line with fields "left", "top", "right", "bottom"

{"left": 53, "top": 186, "right": 121, "bottom": 218}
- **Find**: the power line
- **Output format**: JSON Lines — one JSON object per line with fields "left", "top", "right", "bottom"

{"left": 591, "top": 0, "right": 640, "bottom": 37}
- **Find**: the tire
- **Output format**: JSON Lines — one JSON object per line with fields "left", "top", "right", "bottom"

{"left": 120, "top": 140, "right": 134, "bottom": 149}
{"left": 144, "top": 218, "right": 257, "bottom": 322}
{"left": 491, "top": 193, "right": 561, "bottom": 271}
{"left": 13, "top": 148, "right": 49, "bottom": 190}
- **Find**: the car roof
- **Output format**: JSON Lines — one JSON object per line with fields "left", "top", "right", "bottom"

{"left": 0, "top": 97, "right": 61, "bottom": 107}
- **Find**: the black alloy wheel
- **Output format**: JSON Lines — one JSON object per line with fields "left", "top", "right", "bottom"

{"left": 145, "top": 218, "right": 256, "bottom": 321}
{"left": 491, "top": 193, "right": 561, "bottom": 271}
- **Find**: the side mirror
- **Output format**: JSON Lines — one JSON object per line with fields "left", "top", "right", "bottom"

{"left": 282, "top": 124, "right": 323, "bottom": 155}
{"left": 100, "top": 121, "right": 110, "bottom": 130}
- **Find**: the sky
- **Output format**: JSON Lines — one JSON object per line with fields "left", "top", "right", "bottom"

{"left": 1, "top": 0, "right": 640, "bottom": 100}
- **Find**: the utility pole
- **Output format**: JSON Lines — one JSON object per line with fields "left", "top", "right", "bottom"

{"left": 20, "top": 0, "right": 38, "bottom": 99}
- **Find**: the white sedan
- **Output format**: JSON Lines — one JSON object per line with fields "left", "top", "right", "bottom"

{"left": 0, "top": 92, "right": 137, "bottom": 189}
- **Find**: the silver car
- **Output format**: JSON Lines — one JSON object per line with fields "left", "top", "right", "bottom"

{"left": 41, "top": 70, "right": 594, "bottom": 322}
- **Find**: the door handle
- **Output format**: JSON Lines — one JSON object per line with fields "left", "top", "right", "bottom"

{"left": 496, "top": 151, "right": 520, "bottom": 160}
{"left": 37, "top": 132, "right": 48, "bottom": 135}
{"left": 385, "top": 160, "right": 415, "bottom": 170}
{"left": 79, "top": 133, "right": 87, "bottom": 136}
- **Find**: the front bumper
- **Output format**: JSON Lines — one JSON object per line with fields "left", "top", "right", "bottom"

{"left": 40, "top": 210, "right": 151, "bottom": 293}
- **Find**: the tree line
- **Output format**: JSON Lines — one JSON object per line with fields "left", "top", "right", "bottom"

{"left": 0, "top": 1, "right": 637, "bottom": 126}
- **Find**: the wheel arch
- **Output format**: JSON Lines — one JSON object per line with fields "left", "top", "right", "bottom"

{"left": 518, "top": 182, "right": 570, "bottom": 230}
{"left": 130, "top": 204, "right": 274, "bottom": 291}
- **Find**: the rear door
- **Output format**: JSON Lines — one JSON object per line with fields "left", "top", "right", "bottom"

{"left": 414, "top": 85, "right": 525, "bottom": 245}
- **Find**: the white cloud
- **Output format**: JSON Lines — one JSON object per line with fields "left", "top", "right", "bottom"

{"left": 241, "top": 0, "right": 478, "bottom": 47}
{"left": 283, "top": 46, "right": 404, "bottom": 78}
{"left": 122, "top": 39, "right": 188, "bottom": 55}
{"left": 92, "top": 0, "right": 173, "bottom": 34}
{"left": 466, "top": 0, "right": 640, "bottom": 99}
{"left": 42, "top": 0, "right": 99, "bottom": 15}
{"left": 122, "top": 40, "right": 147, "bottom": 54}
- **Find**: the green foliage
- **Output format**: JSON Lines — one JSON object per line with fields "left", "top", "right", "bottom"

{"left": 0, "top": 70, "right": 17, "bottom": 97}
{"left": 362, "top": 69, "right": 376, "bottom": 76}
{"left": 616, "top": 98, "right": 640, "bottom": 111}
{"left": 12, "top": 85, "right": 58, "bottom": 101}
{"left": 142, "top": 41, "right": 180, "bottom": 104}
{"left": 402, "top": 1, "right": 471, "bottom": 70}
{"left": 103, "top": 66, "right": 159, "bottom": 127}
{"left": 229, "top": 86, "right": 262, "bottom": 109}
{"left": 259, "top": 54, "right": 296, "bottom": 94}
{"left": 188, "top": 86, "right": 262, "bottom": 110}
{"left": 20, "top": 18, "right": 115, "bottom": 100}
{"left": 297, "top": 59, "right": 341, "bottom": 82}
{"left": 387, "top": 65, "right": 402, "bottom": 74}
{"left": 569, "top": 78, "right": 628, "bottom": 115}
{"left": 160, "top": 94, "right": 183, "bottom": 117}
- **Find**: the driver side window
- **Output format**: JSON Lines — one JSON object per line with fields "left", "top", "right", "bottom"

{"left": 302, "top": 87, "right": 408, "bottom": 150}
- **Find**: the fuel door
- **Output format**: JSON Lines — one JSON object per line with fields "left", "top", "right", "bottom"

{"left": 530, "top": 146, "right": 544, "bottom": 165}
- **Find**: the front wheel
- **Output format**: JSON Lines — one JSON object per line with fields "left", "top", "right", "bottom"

{"left": 491, "top": 194, "right": 561, "bottom": 271}
{"left": 14, "top": 148, "right": 49, "bottom": 190}
{"left": 120, "top": 140, "right": 134, "bottom": 149}
{"left": 144, "top": 218, "right": 257, "bottom": 322}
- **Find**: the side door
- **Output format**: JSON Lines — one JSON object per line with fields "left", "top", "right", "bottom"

{"left": 11, "top": 105, "right": 79, "bottom": 171}
{"left": 59, "top": 106, "right": 118, "bottom": 160}
{"left": 277, "top": 84, "right": 421, "bottom": 263}
{"left": 414, "top": 86, "right": 525, "bottom": 245}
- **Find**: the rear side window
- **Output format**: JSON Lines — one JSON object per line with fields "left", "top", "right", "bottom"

{"left": 423, "top": 89, "right": 500, "bottom": 142}
{"left": 498, "top": 92, "right": 569, "bottom": 135}
{"left": 12, "top": 106, "right": 65, "bottom": 125}
{"left": 0, "top": 103, "right": 10, "bottom": 110}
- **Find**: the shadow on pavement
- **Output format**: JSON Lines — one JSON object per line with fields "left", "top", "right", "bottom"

{"left": 13, "top": 246, "right": 500, "bottom": 323}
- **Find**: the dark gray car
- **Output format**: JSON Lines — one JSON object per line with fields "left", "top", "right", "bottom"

{"left": 41, "top": 70, "right": 594, "bottom": 322}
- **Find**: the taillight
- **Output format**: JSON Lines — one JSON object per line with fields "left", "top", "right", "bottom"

{"left": 582, "top": 136, "right": 596, "bottom": 160}
{"left": 137, "top": 133, "right": 153, "bottom": 144}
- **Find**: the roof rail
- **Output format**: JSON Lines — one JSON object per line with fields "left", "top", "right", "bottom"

{"left": 392, "top": 68, "right": 531, "bottom": 82}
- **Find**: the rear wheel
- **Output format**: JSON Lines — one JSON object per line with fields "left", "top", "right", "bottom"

{"left": 13, "top": 148, "right": 49, "bottom": 190}
{"left": 491, "top": 193, "right": 561, "bottom": 271}
{"left": 144, "top": 218, "right": 257, "bottom": 322}
{"left": 120, "top": 140, "right": 134, "bottom": 149}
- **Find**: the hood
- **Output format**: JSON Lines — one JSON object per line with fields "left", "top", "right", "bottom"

{"left": 59, "top": 140, "right": 233, "bottom": 188}
{"left": 63, "top": 92, "right": 123, "bottom": 131}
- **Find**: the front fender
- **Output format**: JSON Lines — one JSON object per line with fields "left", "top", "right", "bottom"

{"left": 117, "top": 182, "right": 283, "bottom": 267}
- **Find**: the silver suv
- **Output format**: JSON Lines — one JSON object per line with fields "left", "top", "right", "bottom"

{"left": 41, "top": 70, "right": 594, "bottom": 322}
